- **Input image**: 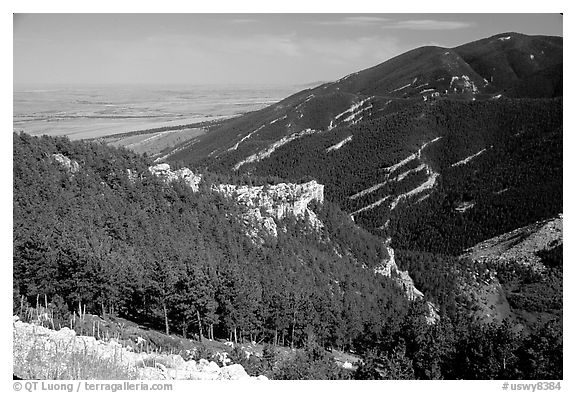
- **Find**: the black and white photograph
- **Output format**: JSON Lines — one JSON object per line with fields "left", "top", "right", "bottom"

{"left": 10, "top": 8, "right": 565, "bottom": 387}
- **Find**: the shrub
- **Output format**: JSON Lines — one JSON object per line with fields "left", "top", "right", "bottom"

{"left": 272, "top": 337, "right": 349, "bottom": 380}
{"left": 192, "top": 343, "right": 213, "bottom": 362}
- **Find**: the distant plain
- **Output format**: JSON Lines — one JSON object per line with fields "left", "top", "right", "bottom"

{"left": 13, "top": 84, "right": 302, "bottom": 140}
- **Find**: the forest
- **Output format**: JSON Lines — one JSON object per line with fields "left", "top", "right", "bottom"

{"left": 13, "top": 132, "right": 410, "bottom": 351}
{"left": 223, "top": 97, "right": 562, "bottom": 256}
{"left": 13, "top": 132, "right": 562, "bottom": 379}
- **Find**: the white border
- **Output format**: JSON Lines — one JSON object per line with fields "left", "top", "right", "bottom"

{"left": 3, "top": 3, "right": 572, "bottom": 392}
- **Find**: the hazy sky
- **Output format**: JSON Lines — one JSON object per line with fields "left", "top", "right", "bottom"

{"left": 13, "top": 14, "right": 563, "bottom": 86}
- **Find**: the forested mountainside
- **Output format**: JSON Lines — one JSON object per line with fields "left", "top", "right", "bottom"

{"left": 14, "top": 132, "right": 416, "bottom": 351}
{"left": 163, "top": 33, "right": 561, "bottom": 168}
{"left": 395, "top": 214, "right": 562, "bottom": 326}
{"left": 454, "top": 33, "right": 562, "bottom": 95}
{"left": 463, "top": 215, "right": 562, "bottom": 327}
{"left": 13, "top": 132, "right": 562, "bottom": 379}
{"left": 162, "top": 33, "right": 562, "bottom": 259}
{"left": 148, "top": 32, "right": 563, "bottom": 379}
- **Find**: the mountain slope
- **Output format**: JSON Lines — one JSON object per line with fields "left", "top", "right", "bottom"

{"left": 454, "top": 33, "right": 562, "bottom": 92}
{"left": 163, "top": 32, "right": 561, "bottom": 169}
{"left": 158, "top": 33, "right": 561, "bottom": 260}
{"left": 13, "top": 30, "right": 563, "bottom": 378}
{"left": 14, "top": 132, "right": 429, "bottom": 353}
{"left": 462, "top": 214, "right": 563, "bottom": 327}
{"left": 178, "top": 97, "right": 561, "bottom": 257}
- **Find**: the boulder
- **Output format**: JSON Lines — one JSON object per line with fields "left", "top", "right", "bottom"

{"left": 165, "top": 354, "right": 185, "bottom": 369}
{"left": 139, "top": 367, "right": 166, "bottom": 380}
{"left": 51, "top": 327, "right": 76, "bottom": 341}
{"left": 342, "top": 361, "right": 354, "bottom": 370}
{"left": 179, "top": 359, "right": 198, "bottom": 372}
{"left": 166, "top": 368, "right": 197, "bottom": 380}
{"left": 208, "top": 361, "right": 221, "bottom": 373}
{"left": 148, "top": 164, "right": 202, "bottom": 192}
{"left": 219, "top": 364, "right": 250, "bottom": 380}
{"left": 196, "top": 359, "right": 220, "bottom": 374}
{"left": 78, "top": 336, "right": 98, "bottom": 351}
{"left": 13, "top": 319, "right": 262, "bottom": 381}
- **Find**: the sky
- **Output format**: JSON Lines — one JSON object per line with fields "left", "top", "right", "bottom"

{"left": 13, "top": 13, "right": 563, "bottom": 86}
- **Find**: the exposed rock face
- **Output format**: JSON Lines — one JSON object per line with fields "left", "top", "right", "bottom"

{"left": 13, "top": 319, "right": 263, "bottom": 380}
{"left": 457, "top": 273, "right": 513, "bottom": 324}
{"left": 52, "top": 153, "right": 80, "bottom": 173}
{"left": 215, "top": 181, "right": 324, "bottom": 220}
{"left": 148, "top": 163, "right": 203, "bottom": 192}
{"left": 214, "top": 180, "right": 325, "bottom": 238}
{"left": 147, "top": 163, "right": 435, "bottom": 321}
{"left": 463, "top": 214, "right": 563, "bottom": 273}
{"left": 459, "top": 214, "right": 562, "bottom": 324}
{"left": 149, "top": 163, "right": 325, "bottom": 239}
{"left": 374, "top": 238, "right": 440, "bottom": 324}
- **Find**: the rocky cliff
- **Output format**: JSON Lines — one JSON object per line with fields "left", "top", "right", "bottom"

{"left": 374, "top": 238, "right": 439, "bottom": 324}
{"left": 214, "top": 180, "right": 324, "bottom": 238}
{"left": 149, "top": 163, "right": 324, "bottom": 239}
{"left": 147, "top": 164, "right": 438, "bottom": 315}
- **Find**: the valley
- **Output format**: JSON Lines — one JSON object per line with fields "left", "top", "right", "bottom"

{"left": 13, "top": 30, "right": 562, "bottom": 380}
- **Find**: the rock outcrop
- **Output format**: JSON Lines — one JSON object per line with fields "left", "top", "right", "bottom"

{"left": 459, "top": 214, "right": 562, "bottom": 324}
{"left": 214, "top": 180, "right": 325, "bottom": 238}
{"left": 215, "top": 181, "right": 324, "bottom": 220}
{"left": 148, "top": 163, "right": 203, "bottom": 192}
{"left": 463, "top": 214, "right": 563, "bottom": 273}
{"left": 147, "top": 163, "right": 436, "bottom": 322}
{"left": 52, "top": 153, "right": 80, "bottom": 173}
{"left": 149, "top": 163, "right": 325, "bottom": 239}
{"left": 374, "top": 238, "right": 440, "bottom": 324}
{"left": 13, "top": 318, "right": 265, "bottom": 380}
